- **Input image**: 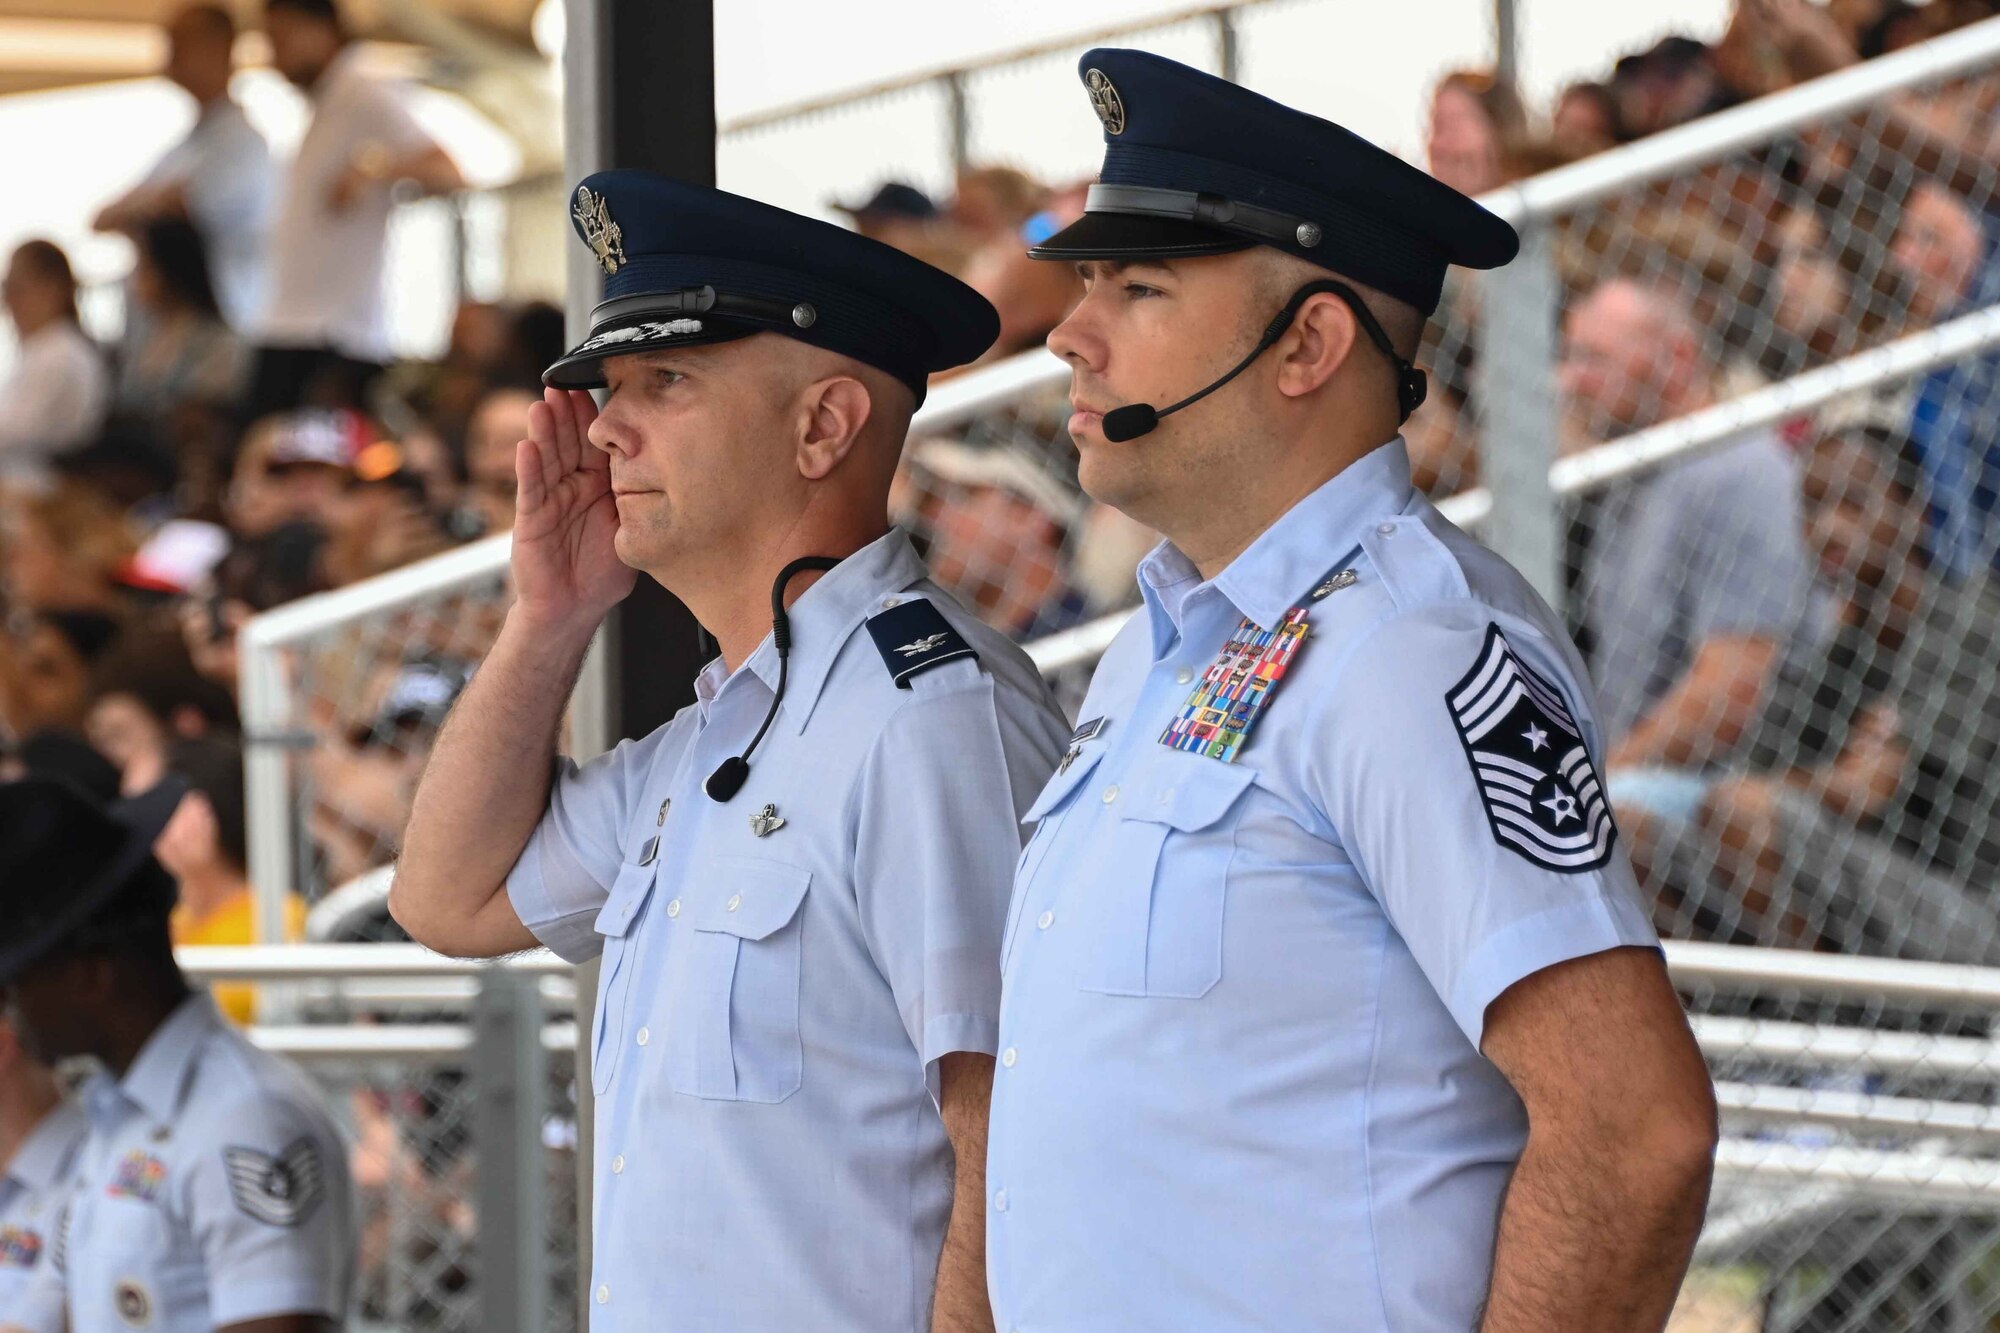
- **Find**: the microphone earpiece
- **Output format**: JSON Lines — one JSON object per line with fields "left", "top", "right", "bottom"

{"left": 1100, "top": 404, "right": 1158, "bottom": 443}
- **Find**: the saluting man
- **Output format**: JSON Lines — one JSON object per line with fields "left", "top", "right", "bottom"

{"left": 986, "top": 50, "right": 1718, "bottom": 1332}
{"left": 391, "top": 173, "right": 1069, "bottom": 1331}
{"left": 0, "top": 779, "right": 356, "bottom": 1333}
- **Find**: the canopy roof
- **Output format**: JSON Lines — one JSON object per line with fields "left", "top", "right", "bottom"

{"left": 0, "top": 0, "right": 542, "bottom": 97}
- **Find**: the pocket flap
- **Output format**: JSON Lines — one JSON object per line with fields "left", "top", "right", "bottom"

{"left": 1118, "top": 750, "right": 1257, "bottom": 832}
{"left": 1022, "top": 745, "right": 1108, "bottom": 824}
{"left": 692, "top": 858, "right": 812, "bottom": 940}
{"left": 593, "top": 858, "right": 659, "bottom": 938}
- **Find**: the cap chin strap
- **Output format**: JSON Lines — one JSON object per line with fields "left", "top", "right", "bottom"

{"left": 588, "top": 286, "right": 820, "bottom": 336}
{"left": 1084, "top": 183, "right": 1326, "bottom": 251}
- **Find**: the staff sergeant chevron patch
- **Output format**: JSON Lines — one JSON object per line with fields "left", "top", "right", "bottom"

{"left": 1447, "top": 625, "right": 1616, "bottom": 873}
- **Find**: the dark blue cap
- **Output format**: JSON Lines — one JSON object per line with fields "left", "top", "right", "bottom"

{"left": 545, "top": 172, "right": 999, "bottom": 405}
{"left": 1029, "top": 49, "right": 1519, "bottom": 315}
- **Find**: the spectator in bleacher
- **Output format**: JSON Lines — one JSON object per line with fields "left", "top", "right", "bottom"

{"left": 963, "top": 227, "right": 1085, "bottom": 360}
{"left": 454, "top": 382, "right": 538, "bottom": 535}
{"left": 950, "top": 165, "right": 1047, "bottom": 242}
{"left": 1627, "top": 424, "right": 2000, "bottom": 963}
{"left": 247, "top": 0, "right": 464, "bottom": 420}
{"left": 1553, "top": 80, "right": 1622, "bottom": 153}
{"left": 0, "top": 1010, "right": 86, "bottom": 1333}
{"left": 1889, "top": 180, "right": 2000, "bottom": 578}
{"left": 1712, "top": 0, "right": 1860, "bottom": 103}
{"left": 1426, "top": 69, "right": 1529, "bottom": 199}
{"left": 112, "top": 217, "right": 251, "bottom": 437}
{"left": 156, "top": 735, "right": 307, "bottom": 1024}
{"left": 92, "top": 4, "right": 275, "bottom": 333}
{"left": 0, "top": 240, "right": 108, "bottom": 491}
{"left": 0, "top": 483, "right": 136, "bottom": 616}
{"left": 909, "top": 437, "right": 1089, "bottom": 639}
{"left": 832, "top": 179, "right": 941, "bottom": 247}
{"left": 1558, "top": 276, "right": 1812, "bottom": 764}
{"left": 0, "top": 611, "right": 122, "bottom": 751}
{"left": 85, "top": 624, "right": 239, "bottom": 797}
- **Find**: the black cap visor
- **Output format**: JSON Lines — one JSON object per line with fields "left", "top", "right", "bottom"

{"left": 1027, "top": 210, "right": 1256, "bottom": 262}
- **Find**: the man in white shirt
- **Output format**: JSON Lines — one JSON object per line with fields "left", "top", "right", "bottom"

{"left": 247, "top": 0, "right": 463, "bottom": 420}
{"left": 93, "top": 5, "right": 275, "bottom": 333}
{"left": 0, "top": 1015, "right": 87, "bottom": 1333}
{"left": 0, "top": 241, "right": 109, "bottom": 492}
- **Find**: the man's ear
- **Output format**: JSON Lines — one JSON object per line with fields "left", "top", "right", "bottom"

{"left": 1273, "top": 292, "right": 1361, "bottom": 399}
{"left": 796, "top": 376, "right": 875, "bottom": 481}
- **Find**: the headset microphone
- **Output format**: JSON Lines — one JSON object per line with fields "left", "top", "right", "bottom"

{"left": 704, "top": 555, "right": 843, "bottom": 802}
{"left": 1096, "top": 278, "right": 1427, "bottom": 444}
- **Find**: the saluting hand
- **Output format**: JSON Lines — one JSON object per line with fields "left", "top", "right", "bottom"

{"left": 512, "top": 387, "right": 637, "bottom": 635}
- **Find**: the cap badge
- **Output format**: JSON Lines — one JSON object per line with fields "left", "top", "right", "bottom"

{"left": 573, "top": 186, "right": 627, "bottom": 275}
{"left": 1083, "top": 68, "right": 1126, "bottom": 136}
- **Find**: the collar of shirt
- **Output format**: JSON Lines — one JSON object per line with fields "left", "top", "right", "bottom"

{"left": 1136, "top": 435, "right": 1413, "bottom": 652}
{"left": 690, "top": 527, "right": 928, "bottom": 732}
{"left": 97, "top": 991, "right": 224, "bottom": 1128}
{"left": 2, "top": 1097, "right": 86, "bottom": 1194}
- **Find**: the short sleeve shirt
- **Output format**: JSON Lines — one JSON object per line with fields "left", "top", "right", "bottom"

{"left": 0, "top": 1097, "right": 87, "bottom": 1333}
{"left": 506, "top": 529, "right": 1069, "bottom": 1331}
{"left": 1582, "top": 425, "right": 1811, "bottom": 742}
{"left": 986, "top": 438, "right": 1660, "bottom": 1333}
{"left": 137, "top": 99, "right": 275, "bottom": 331}
{"left": 261, "top": 47, "right": 433, "bottom": 361}
{"left": 58, "top": 992, "right": 356, "bottom": 1333}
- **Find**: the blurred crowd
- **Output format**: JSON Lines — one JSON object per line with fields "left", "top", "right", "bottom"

{"left": 3, "top": 0, "right": 2000, "bottom": 1001}
{"left": 1, "top": 0, "right": 1999, "bottom": 1325}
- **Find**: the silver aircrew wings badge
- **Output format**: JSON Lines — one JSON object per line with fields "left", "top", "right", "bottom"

{"left": 573, "top": 185, "right": 627, "bottom": 275}
{"left": 1083, "top": 68, "right": 1126, "bottom": 135}
{"left": 1447, "top": 625, "right": 1616, "bottom": 873}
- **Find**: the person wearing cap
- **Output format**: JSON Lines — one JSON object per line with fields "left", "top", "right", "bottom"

{"left": 0, "top": 779, "right": 356, "bottom": 1333}
{"left": 389, "top": 172, "right": 1069, "bottom": 1331}
{"left": 986, "top": 50, "right": 1716, "bottom": 1332}
{"left": 0, "top": 1011, "right": 86, "bottom": 1333}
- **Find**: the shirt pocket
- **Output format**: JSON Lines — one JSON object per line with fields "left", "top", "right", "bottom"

{"left": 1002, "top": 746, "right": 1108, "bottom": 973}
{"left": 1077, "top": 751, "right": 1257, "bottom": 999}
{"left": 667, "top": 857, "right": 812, "bottom": 1104}
{"left": 589, "top": 858, "right": 658, "bottom": 1097}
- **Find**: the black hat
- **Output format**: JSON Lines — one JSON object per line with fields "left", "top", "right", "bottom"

{"left": 544, "top": 172, "right": 999, "bottom": 404}
{"left": 1029, "top": 49, "right": 1519, "bottom": 316}
{"left": 832, "top": 181, "right": 939, "bottom": 223}
{"left": 0, "top": 777, "right": 184, "bottom": 987}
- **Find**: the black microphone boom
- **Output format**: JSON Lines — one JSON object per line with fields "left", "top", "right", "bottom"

{"left": 1093, "top": 279, "right": 1426, "bottom": 443}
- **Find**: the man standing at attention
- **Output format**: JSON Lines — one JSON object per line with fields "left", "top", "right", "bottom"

{"left": 987, "top": 50, "right": 1717, "bottom": 1332}
{"left": 390, "top": 172, "right": 1069, "bottom": 1330}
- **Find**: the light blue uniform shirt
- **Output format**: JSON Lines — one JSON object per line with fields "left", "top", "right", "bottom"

{"left": 988, "top": 438, "right": 1660, "bottom": 1332}
{"left": 507, "top": 529, "right": 1070, "bottom": 1332}
{"left": 50, "top": 992, "right": 355, "bottom": 1333}
{"left": 0, "top": 1095, "right": 86, "bottom": 1333}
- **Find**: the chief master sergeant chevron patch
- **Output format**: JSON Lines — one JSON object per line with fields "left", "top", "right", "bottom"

{"left": 1446, "top": 624, "right": 1616, "bottom": 873}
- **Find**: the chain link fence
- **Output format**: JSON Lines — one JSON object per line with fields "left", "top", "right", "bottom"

{"left": 221, "top": 14, "right": 2000, "bottom": 1332}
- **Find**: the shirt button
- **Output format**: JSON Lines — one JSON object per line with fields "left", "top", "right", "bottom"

{"left": 993, "top": 1189, "right": 1009, "bottom": 1213}
{"left": 1001, "top": 1047, "right": 1018, "bottom": 1068}
{"left": 1377, "top": 521, "right": 1396, "bottom": 536}
{"left": 636, "top": 1027, "right": 650, "bottom": 1047}
{"left": 1036, "top": 910, "right": 1054, "bottom": 930}
{"left": 611, "top": 1155, "right": 625, "bottom": 1174}
{"left": 596, "top": 1286, "right": 610, "bottom": 1305}
{"left": 1102, "top": 785, "right": 1120, "bottom": 804}
{"left": 666, "top": 899, "right": 681, "bottom": 918}
{"left": 726, "top": 894, "right": 742, "bottom": 912}
{"left": 1175, "top": 666, "right": 1193, "bottom": 684}
{"left": 884, "top": 596, "right": 903, "bottom": 608}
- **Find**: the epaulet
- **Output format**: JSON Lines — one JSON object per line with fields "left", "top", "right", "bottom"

{"left": 1359, "top": 514, "right": 1466, "bottom": 611}
{"left": 865, "top": 598, "right": 978, "bottom": 688}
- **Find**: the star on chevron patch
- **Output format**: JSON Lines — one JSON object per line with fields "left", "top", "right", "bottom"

{"left": 1447, "top": 625, "right": 1615, "bottom": 873}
